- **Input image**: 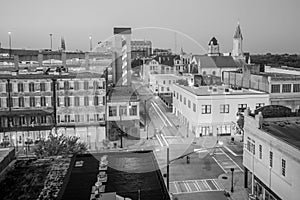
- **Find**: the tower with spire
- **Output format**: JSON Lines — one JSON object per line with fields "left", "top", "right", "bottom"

{"left": 232, "top": 22, "right": 243, "bottom": 58}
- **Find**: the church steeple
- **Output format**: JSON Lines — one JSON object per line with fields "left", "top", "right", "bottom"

{"left": 233, "top": 23, "right": 243, "bottom": 40}
{"left": 232, "top": 22, "right": 243, "bottom": 57}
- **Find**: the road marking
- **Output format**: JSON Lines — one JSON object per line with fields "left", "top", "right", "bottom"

{"left": 184, "top": 181, "right": 191, "bottom": 192}
{"left": 223, "top": 145, "right": 242, "bottom": 157}
{"left": 151, "top": 102, "right": 168, "bottom": 126}
{"left": 155, "top": 134, "right": 164, "bottom": 147}
{"left": 220, "top": 148, "right": 244, "bottom": 172}
{"left": 212, "top": 157, "right": 227, "bottom": 173}
{"left": 211, "top": 179, "right": 220, "bottom": 190}
{"left": 194, "top": 148, "right": 209, "bottom": 153}
{"left": 152, "top": 102, "right": 173, "bottom": 127}
{"left": 171, "top": 179, "right": 224, "bottom": 194}
{"left": 203, "top": 180, "right": 212, "bottom": 191}
{"left": 173, "top": 182, "right": 179, "bottom": 193}
{"left": 160, "top": 134, "right": 169, "bottom": 147}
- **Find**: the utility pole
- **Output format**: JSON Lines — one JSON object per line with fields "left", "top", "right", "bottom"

{"left": 8, "top": 32, "right": 12, "bottom": 58}
{"left": 50, "top": 33, "right": 53, "bottom": 50}
{"left": 231, "top": 168, "right": 235, "bottom": 193}
{"left": 167, "top": 147, "right": 170, "bottom": 190}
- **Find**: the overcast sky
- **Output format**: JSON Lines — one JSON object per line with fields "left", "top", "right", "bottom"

{"left": 1, "top": 0, "right": 299, "bottom": 54}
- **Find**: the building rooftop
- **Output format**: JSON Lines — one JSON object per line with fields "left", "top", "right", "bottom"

{"left": 261, "top": 72, "right": 300, "bottom": 80}
{"left": 61, "top": 151, "right": 170, "bottom": 200}
{"left": 250, "top": 105, "right": 300, "bottom": 150}
{"left": 175, "top": 84, "right": 266, "bottom": 96}
{"left": 0, "top": 71, "right": 103, "bottom": 80}
{"left": 193, "top": 55, "right": 238, "bottom": 68}
{"left": 262, "top": 118, "right": 300, "bottom": 150}
{"left": 107, "top": 86, "right": 139, "bottom": 102}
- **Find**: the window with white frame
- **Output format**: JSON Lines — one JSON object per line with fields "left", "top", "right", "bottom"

{"left": 119, "top": 106, "right": 127, "bottom": 116}
{"left": 217, "top": 125, "right": 231, "bottom": 135}
{"left": 238, "top": 104, "right": 247, "bottom": 112}
{"left": 129, "top": 105, "right": 137, "bottom": 116}
{"left": 109, "top": 106, "right": 117, "bottom": 117}
{"left": 193, "top": 103, "right": 196, "bottom": 112}
{"left": 271, "top": 84, "right": 280, "bottom": 93}
{"left": 200, "top": 126, "right": 213, "bottom": 136}
{"left": 220, "top": 104, "right": 229, "bottom": 113}
{"left": 270, "top": 151, "right": 273, "bottom": 167}
{"left": 293, "top": 84, "right": 300, "bottom": 92}
{"left": 246, "top": 137, "right": 255, "bottom": 155}
{"left": 282, "top": 84, "right": 291, "bottom": 93}
{"left": 202, "top": 105, "right": 211, "bottom": 114}
{"left": 256, "top": 103, "right": 265, "bottom": 109}
{"left": 281, "top": 159, "right": 286, "bottom": 176}
{"left": 188, "top": 100, "right": 191, "bottom": 108}
{"left": 259, "top": 145, "right": 262, "bottom": 159}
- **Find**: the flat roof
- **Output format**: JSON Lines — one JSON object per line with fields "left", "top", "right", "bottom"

{"left": 261, "top": 72, "right": 300, "bottom": 80}
{"left": 61, "top": 151, "right": 169, "bottom": 200}
{"left": 0, "top": 71, "right": 103, "bottom": 80}
{"left": 175, "top": 84, "right": 267, "bottom": 96}
{"left": 262, "top": 119, "right": 300, "bottom": 150}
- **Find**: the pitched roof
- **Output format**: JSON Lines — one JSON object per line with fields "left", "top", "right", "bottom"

{"left": 198, "top": 56, "right": 238, "bottom": 68}
{"left": 233, "top": 24, "right": 243, "bottom": 39}
{"left": 153, "top": 55, "right": 179, "bottom": 67}
{"left": 208, "top": 37, "right": 218, "bottom": 45}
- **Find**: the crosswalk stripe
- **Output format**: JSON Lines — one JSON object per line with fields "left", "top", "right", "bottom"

{"left": 170, "top": 179, "right": 226, "bottom": 194}
{"left": 184, "top": 181, "right": 191, "bottom": 192}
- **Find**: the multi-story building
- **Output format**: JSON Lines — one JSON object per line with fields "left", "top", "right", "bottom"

{"left": 130, "top": 40, "right": 152, "bottom": 59}
{"left": 55, "top": 72, "right": 106, "bottom": 150}
{"left": 142, "top": 55, "right": 187, "bottom": 86}
{"left": 152, "top": 48, "right": 172, "bottom": 56}
{"left": 223, "top": 66, "right": 300, "bottom": 111}
{"left": 106, "top": 86, "right": 140, "bottom": 142}
{"left": 107, "top": 27, "right": 140, "bottom": 143}
{"left": 0, "top": 71, "right": 106, "bottom": 150}
{"left": 149, "top": 74, "right": 194, "bottom": 95}
{"left": 172, "top": 84, "right": 269, "bottom": 137}
{"left": 243, "top": 105, "right": 300, "bottom": 200}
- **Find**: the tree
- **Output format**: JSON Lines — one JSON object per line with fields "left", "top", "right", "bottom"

{"left": 33, "top": 135, "right": 87, "bottom": 158}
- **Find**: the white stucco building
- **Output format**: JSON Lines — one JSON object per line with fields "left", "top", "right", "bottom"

{"left": 243, "top": 106, "right": 300, "bottom": 200}
{"left": 172, "top": 84, "right": 269, "bottom": 137}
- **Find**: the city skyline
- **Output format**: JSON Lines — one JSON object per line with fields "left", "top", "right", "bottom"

{"left": 0, "top": 0, "right": 300, "bottom": 54}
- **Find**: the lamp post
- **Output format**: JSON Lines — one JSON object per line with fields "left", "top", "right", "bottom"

{"left": 8, "top": 32, "right": 12, "bottom": 58}
{"left": 49, "top": 33, "right": 53, "bottom": 50}
{"left": 231, "top": 168, "right": 235, "bottom": 193}
{"left": 89, "top": 35, "right": 92, "bottom": 52}
{"left": 144, "top": 96, "right": 154, "bottom": 139}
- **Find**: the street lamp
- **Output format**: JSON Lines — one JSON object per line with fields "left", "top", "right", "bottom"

{"left": 49, "top": 33, "right": 53, "bottom": 50}
{"left": 8, "top": 32, "right": 12, "bottom": 58}
{"left": 89, "top": 35, "right": 92, "bottom": 52}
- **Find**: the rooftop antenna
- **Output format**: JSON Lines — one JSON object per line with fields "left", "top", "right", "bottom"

{"left": 174, "top": 32, "right": 177, "bottom": 54}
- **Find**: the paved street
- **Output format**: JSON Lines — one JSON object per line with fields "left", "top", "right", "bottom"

{"left": 131, "top": 77, "right": 247, "bottom": 200}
